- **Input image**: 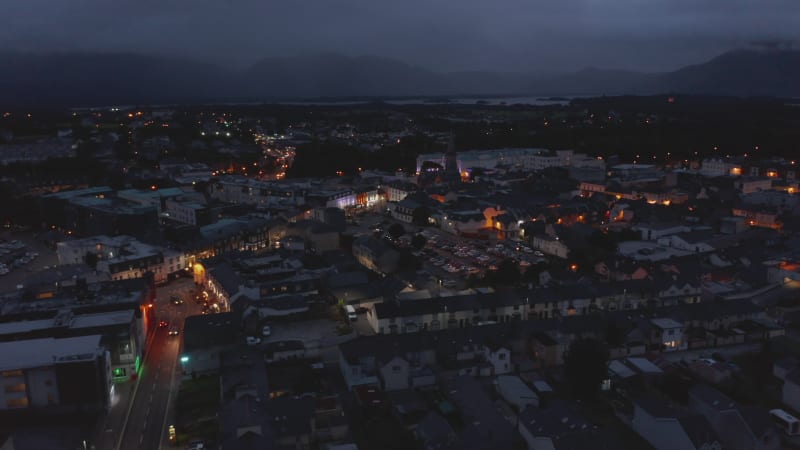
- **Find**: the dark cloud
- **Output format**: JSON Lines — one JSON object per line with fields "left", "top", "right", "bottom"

{"left": 2, "top": 0, "right": 798, "bottom": 72}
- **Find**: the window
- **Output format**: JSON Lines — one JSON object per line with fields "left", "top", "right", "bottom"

{"left": 392, "top": 365, "right": 402, "bottom": 373}
{"left": 6, "top": 398, "right": 28, "bottom": 408}
{"left": 4, "top": 383, "right": 26, "bottom": 393}
{"left": 1, "top": 370, "right": 23, "bottom": 377}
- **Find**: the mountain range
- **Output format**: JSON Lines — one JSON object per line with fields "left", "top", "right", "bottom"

{"left": 0, "top": 49, "right": 798, "bottom": 106}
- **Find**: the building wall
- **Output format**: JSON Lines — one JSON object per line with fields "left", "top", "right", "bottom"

{"left": 782, "top": 378, "right": 800, "bottom": 413}
{"left": 379, "top": 357, "right": 410, "bottom": 391}
{"left": 26, "top": 366, "right": 60, "bottom": 407}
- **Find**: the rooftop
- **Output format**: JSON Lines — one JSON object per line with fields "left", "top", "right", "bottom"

{"left": 0, "top": 334, "right": 103, "bottom": 371}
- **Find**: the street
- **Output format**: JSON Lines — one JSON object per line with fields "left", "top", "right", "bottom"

{"left": 116, "top": 278, "right": 202, "bottom": 450}
{"left": 118, "top": 330, "right": 180, "bottom": 450}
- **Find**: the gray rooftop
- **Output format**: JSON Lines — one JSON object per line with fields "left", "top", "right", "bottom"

{"left": 0, "top": 335, "right": 103, "bottom": 371}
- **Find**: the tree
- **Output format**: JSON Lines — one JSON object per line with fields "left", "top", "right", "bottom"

{"left": 494, "top": 258, "right": 521, "bottom": 284}
{"left": 412, "top": 206, "right": 431, "bottom": 227}
{"left": 564, "top": 337, "right": 609, "bottom": 399}
{"left": 397, "top": 249, "right": 422, "bottom": 271}
{"left": 411, "top": 234, "right": 427, "bottom": 250}
{"left": 84, "top": 251, "right": 99, "bottom": 269}
{"left": 387, "top": 223, "right": 405, "bottom": 239}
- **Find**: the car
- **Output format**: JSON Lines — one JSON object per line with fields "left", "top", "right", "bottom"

{"left": 262, "top": 325, "right": 271, "bottom": 337}
{"left": 187, "top": 440, "right": 205, "bottom": 450}
{"left": 159, "top": 320, "right": 168, "bottom": 328}
{"left": 170, "top": 296, "right": 184, "bottom": 305}
{"left": 168, "top": 326, "right": 180, "bottom": 336}
{"left": 533, "top": 251, "right": 544, "bottom": 257}
{"left": 246, "top": 336, "right": 261, "bottom": 346}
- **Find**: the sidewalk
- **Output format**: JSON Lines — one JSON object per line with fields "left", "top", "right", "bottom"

{"left": 90, "top": 379, "right": 136, "bottom": 450}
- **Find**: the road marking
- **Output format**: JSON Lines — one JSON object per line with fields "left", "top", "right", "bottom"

{"left": 159, "top": 345, "right": 180, "bottom": 450}
{"left": 139, "top": 434, "right": 143, "bottom": 445}
{"left": 149, "top": 393, "right": 153, "bottom": 402}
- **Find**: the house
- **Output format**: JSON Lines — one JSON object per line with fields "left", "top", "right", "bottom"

{"left": 516, "top": 401, "right": 596, "bottom": 450}
{"left": 338, "top": 335, "right": 437, "bottom": 391}
{"left": 595, "top": 257, "right": 649, "bottom": 281}
{"left": 219, "top": 347, "right": 269, "bottom": 402}
{"left": 653, "top": 273, "right": 702, "bottom": 306}
{"left": 531, "top": 234, "right": 570, "bottom": 259}
{"left": 443, "top": 375, "right": 516, "bottom": 449}
{"left": 314, "top": 395, "right": 350, "bottom": 443}
{"left": 529, "top": 331, "right": 568, "bottom": 367}
{"left": 352, "top": 236, "right": 400, "bottom": 274}
{"left": 440, "top": 210, "right": 486, "bottom": 236}
{"left": 265, "top": 396, "right": 316, "bottom": 449}
{"left": 648, "top": 318, "right": 686, "bottom": 352}
{"left": 379, "top": 355, "right": 411, "bottom": 391}
{"left": 390, "top": 198, "right": 423, "bottom": 223}
{"left": 632, "top": 396, "right": 722, "bottom": 450}
{"left": 219, "top": 395, "right": 274, "bottom": 450}
{"left": 688, "top": 384, "right": 780, "bottom": 450}
{"left": 283, "top": 220, "right": 341, "bottom": 252}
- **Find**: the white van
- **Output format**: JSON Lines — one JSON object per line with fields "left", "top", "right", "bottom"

{"left": 345, "top": 305, "right": 357, "bottom": 321}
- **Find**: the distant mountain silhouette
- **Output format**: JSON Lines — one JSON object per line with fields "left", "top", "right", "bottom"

{"left": 655, "top": 49, "right": 800, "bottom": 96}
{"left": 0, "top": 49, "right": 797, "bottom": 106}
{"left": 0, "top": 52, "right": 237, "bottom": 106}
{"left": 243, "top": 53, "right": 449, "bottom": 98}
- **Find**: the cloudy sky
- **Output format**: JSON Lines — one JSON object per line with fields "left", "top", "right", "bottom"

{"left": 2, "top": 0, "right": 798, "bottom": 72}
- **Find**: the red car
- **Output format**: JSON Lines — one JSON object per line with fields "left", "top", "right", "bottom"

{"left": 159, "top": 320, "right": 168, "bottom": 328}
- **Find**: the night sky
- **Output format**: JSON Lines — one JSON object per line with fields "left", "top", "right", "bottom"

{"left": 2, "top": 0, "right": 798, "bottom": 72}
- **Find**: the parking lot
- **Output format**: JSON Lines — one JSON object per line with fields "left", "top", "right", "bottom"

{"left": 0, "top": 231, "right": 60, "bottom": 293}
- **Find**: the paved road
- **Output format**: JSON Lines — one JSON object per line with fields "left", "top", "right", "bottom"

{"left": 117, "top": 278, "right": 202, "bottom": 450}
{"left": 118, "top": 330, "right": 180, "bottom": 450}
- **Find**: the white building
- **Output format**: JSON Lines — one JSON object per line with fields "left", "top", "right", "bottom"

{"left": 164, "top": 199, "right": 207, "bottom": 225}
{"left": 650, "top": 318, "right": 686, "bottom": 352}
{"left": 57, "top": 235, "right": 186, "bottom": 283}
{"left": 209, "top": 176, "right": 309, "bottom": 207}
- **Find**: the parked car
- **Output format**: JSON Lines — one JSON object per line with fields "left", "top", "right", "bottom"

{"left": 246, "top": 336, "right": 261, "bottom": 346}
{"left": 262, "top": 325, "right": 271, "bottom": 337}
